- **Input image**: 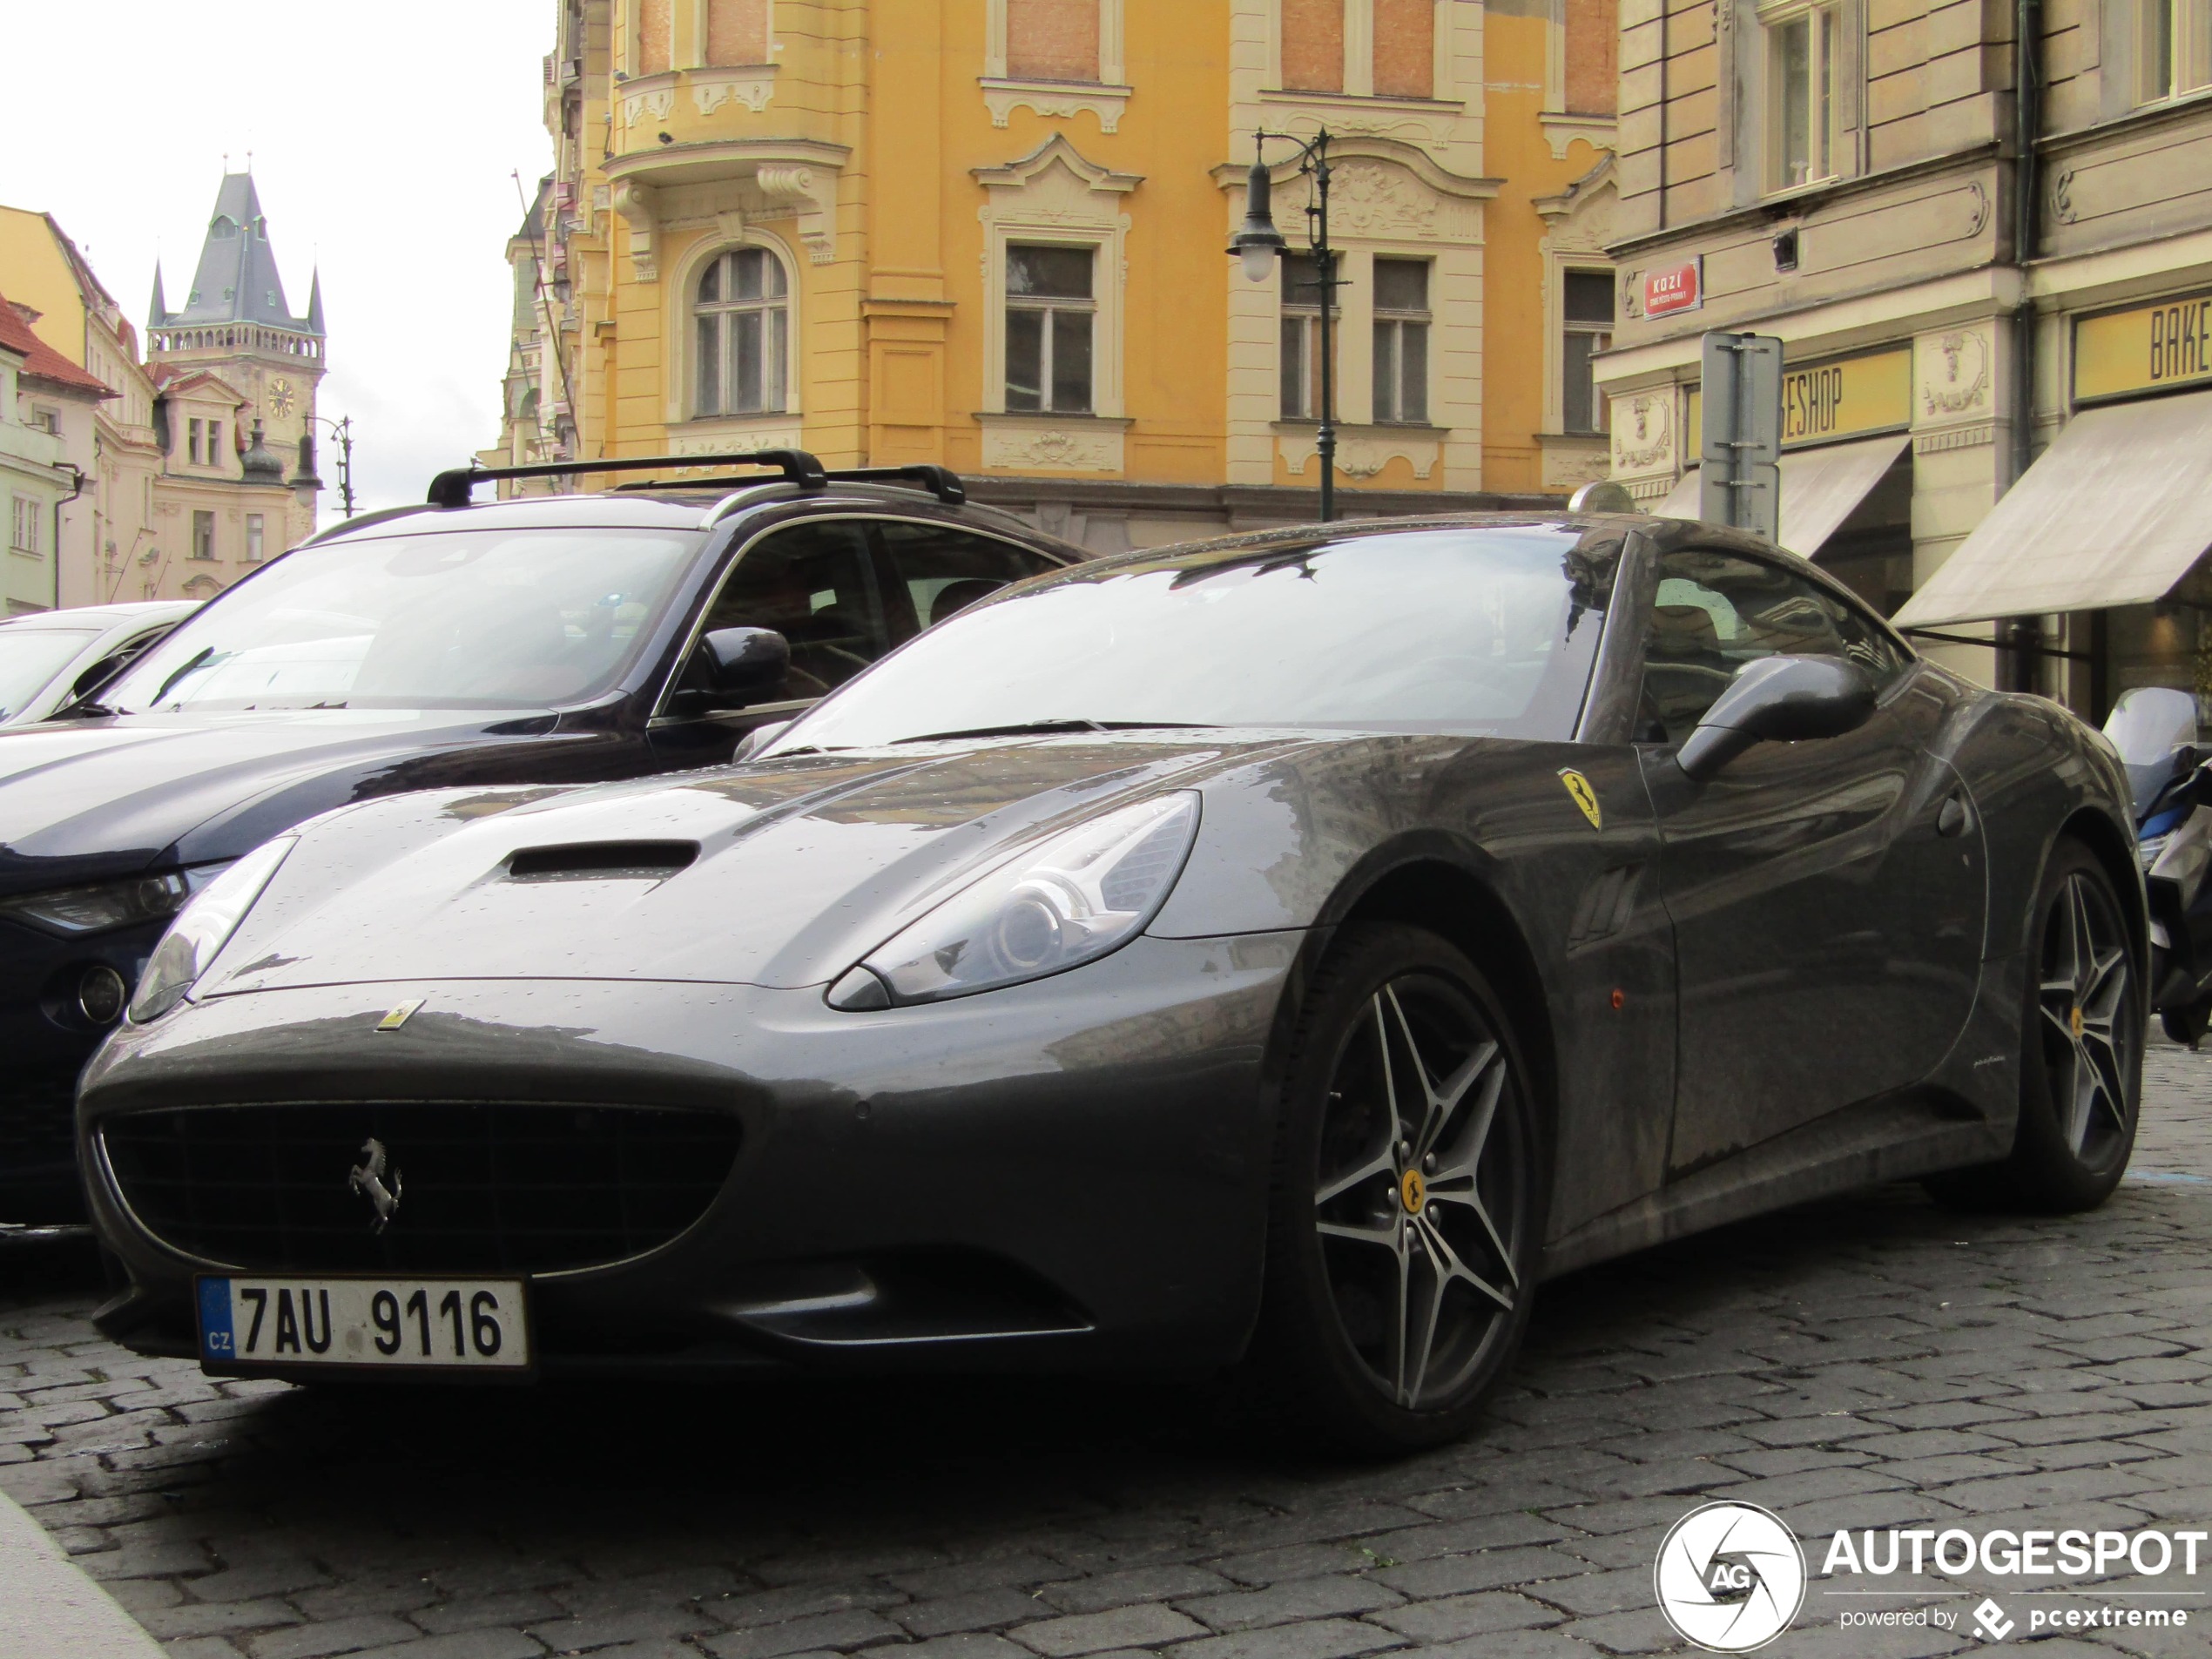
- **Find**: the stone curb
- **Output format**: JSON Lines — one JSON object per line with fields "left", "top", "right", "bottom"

{"left": 0, "top": 1487, "right": 165, "bottom": 1658}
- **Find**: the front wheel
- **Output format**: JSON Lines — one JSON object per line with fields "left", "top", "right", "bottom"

{"left": 1248, "top": 924, "right": 1546, "bottom": 1452}
{"left": 1931, "top": 838, "right": 2141, "bottom": 1211}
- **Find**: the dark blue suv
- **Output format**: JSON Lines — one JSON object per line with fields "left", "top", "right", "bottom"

{"left": 0, "top": 452, "right": 1082, "bottom": 1222}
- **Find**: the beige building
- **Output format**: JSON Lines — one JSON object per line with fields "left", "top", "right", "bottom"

{"left": 1595, "top": 0, "right": 2212, "bottom": 712}
{"left": 0, "top": 287, "right": 107, "bottom": 614}
{"left": 0, "top": 173, "right": 323, "bottom": 610}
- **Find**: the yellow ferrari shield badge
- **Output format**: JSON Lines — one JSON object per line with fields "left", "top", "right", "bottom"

{"left": 1559, "top": 769, "right": 1602, "bottom": 830}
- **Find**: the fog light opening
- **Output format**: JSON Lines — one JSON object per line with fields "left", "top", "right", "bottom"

{"left": 78, "top": 965, "right": 128, "bottom": 1027}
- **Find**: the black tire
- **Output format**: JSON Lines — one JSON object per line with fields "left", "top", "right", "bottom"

{"left": 1929, "top": 838, "right": 2141, "bottom": 1212}
{"left": 1247, "top": 923, "right": 1547, "bottom": 1452}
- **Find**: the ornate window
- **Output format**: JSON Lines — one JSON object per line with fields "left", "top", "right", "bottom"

{"left": 1371, "top": 258, "right": 1430, "bottom": 424}
{"left": 693, "top": 247, "right": 790, "bottom": 417}
{"left": 1764, "top": 0, "right": 1840, "bottom": 189}
{"left": 1005, "top": 245, "right": 1095, "bottom": 413}
{"left": 191, "top": 510, "right": 215, "bottom": 562}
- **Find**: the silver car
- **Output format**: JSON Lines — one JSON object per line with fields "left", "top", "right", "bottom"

{"left": 0, "top": 602, "right": 196, "bottom": 726}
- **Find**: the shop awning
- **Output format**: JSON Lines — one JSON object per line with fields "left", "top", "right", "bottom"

{"left": 1893, "top": 388, "right": 2212, "bottom": 629}
{"left": 1654, "top": 433, "right": 1911, "bottom": 556}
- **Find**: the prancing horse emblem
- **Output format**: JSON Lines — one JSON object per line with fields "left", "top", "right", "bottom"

{"left": 347, "top": 1138, "right": 402, "bottom": 1233}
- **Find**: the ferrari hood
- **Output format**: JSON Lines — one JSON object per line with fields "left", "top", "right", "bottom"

{"left": 200, "top": 734, "right": 1304, "bottom": 996}
{"left": 0, "top": 710, "right": 590, "bottom": 894}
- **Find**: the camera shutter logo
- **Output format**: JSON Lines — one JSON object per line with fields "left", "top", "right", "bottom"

{"left": 1654, "top": 1501, "right": 1806, "bottom": 1652}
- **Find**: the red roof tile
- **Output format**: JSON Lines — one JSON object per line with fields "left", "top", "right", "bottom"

{"left": 0, "top": 290, "right": 111, "bottom": 397}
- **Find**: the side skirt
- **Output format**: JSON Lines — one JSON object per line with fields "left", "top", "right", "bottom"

{"left": 1538, "top": 1096, "right": 2008, "bottom": 1280}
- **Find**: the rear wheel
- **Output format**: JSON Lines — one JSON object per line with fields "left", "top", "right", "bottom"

{"left": 1930, "top": 839, "right": 2141, "bottom": 1211}
{"left": 1249, "top": 925, "right": 1545, "bottom": 1452}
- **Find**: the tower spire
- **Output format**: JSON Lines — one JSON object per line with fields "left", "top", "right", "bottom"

{"left": 149, "top": 264, "right": 168, "bottom": 330}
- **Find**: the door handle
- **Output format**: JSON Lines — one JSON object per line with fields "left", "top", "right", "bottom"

{"left": 1937, "top": 793, "right": 1970, "bottom": 838}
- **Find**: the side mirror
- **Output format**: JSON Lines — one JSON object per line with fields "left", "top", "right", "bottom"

{"left": 698, "top": 626, "right": 790, "bottom": 701}
{"left": 1676, "top": 654, "right": 1876, "bottom": 781}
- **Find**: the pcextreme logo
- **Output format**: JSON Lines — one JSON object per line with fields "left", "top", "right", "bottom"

{"left": 1654, "top": 1502, "right": 1807, "bottom": 1651}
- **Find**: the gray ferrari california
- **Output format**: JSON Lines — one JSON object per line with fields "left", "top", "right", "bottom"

{"left": 80, "top": 513, "right": 2142, "bottom": 1449}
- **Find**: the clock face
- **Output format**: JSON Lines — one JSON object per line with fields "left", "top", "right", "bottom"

{"left": 267, "top": 378, "right": 296, "bottom": 417}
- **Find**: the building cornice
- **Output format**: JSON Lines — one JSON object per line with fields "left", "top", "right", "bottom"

{"left": 1603, "top": 144, "right": 2001, "bottom": 260}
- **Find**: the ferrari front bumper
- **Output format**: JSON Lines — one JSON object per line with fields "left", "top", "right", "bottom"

{"left": 78, "top": 931, "right": 1303, "bottom": 1379}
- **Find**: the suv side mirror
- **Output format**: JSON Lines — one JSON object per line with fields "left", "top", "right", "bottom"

{"left": 1676, "top": 654, "right": 1876, "bottom": 781}
{"left": 698, "top": 627, "right": 790, "bottom": 701}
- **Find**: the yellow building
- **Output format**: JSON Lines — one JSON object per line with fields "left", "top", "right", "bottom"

{"left": 522, "top": 0, "right": 1617, "bottom": 545}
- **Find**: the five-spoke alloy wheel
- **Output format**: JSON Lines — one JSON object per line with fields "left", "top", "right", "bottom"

{"left": 1254, "top": 924, "right": 1544, "bottom": 1449}
{"left": 1932, "top": 837, "right": 2141, "bottom": 1212}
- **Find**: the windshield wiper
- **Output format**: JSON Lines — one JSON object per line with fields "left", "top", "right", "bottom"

{"left": 145, "top": 646, "right": 218, "bottom": 708}
{"left": 51, "top": 699, "right": 117, "bottom": 720}
{"left": 890, "top": 719, "right": 1219, "bottom": 744}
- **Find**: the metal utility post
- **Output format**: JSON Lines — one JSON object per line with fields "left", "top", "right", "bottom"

{"left": 308, "top": 414, "right": 357, "bottom": 519}
{"left": 1228, "top": 127, "right": 1344, "bottom": 522}
{"left": 1698, "top": 331, "right": 1784, "bottom": 543}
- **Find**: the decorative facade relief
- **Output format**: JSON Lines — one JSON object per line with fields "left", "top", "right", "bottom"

{"left": 621, "top": 84, "right": 678, "bottom": 125}
{"left": 980, "top": 79, "right": 1133, "bottom": 133}
{"left": 1611, "top": 390, "right": 1676, "bottom": 476}
{"left": 1277, "top": 428, "right": 1440, "bottom": 479}
{"left": 980, "top": 415, "right": 1127, "bottom": 472}
{"left": 692, "top": 70, "right": 777, "bottom": 115}
{"left": 1918, "top": 327, "right": 1992, "bottom": 420}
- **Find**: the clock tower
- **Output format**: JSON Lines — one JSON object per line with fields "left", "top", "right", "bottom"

{"left": 147, "top": 170, "right": 326, "bottom": 544}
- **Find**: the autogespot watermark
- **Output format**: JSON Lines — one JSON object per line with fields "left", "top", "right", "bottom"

{"left": 1655, "top": 1507, "right": 2206, "bottom": 1649}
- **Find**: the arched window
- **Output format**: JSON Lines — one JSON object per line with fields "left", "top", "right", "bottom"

{"left": 694, "top": 246, "right": 789, "bottom": 417}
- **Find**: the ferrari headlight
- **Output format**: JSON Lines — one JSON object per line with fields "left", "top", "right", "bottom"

{"left": 829, "top": 792, "right": 1200, "bottom": 1008}
{"left": 128, "top": 838, "right": 296, "bottom": 1023}
{"left": 0, "top": 864, "right": 233, "bottom": 936}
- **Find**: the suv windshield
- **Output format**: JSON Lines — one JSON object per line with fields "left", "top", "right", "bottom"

{"left": 101, "top": 527, "right": 705, "bottom": 714}
{"left": 776, "top": 524, "right": 1609, "bottom": 750}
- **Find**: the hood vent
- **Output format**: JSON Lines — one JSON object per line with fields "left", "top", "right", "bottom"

{"left": 506, "top": 840, "right": 698, "bottom": 882}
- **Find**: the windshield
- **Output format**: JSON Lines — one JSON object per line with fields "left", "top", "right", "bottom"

{"left": 775, "top": 525, "right": 1609, "bottom": 750}
{"left": 101, "top": 528, "right": 704, "bottom": 713}
{"left": 0, "top": 627, "right": 99, "bottom": 721}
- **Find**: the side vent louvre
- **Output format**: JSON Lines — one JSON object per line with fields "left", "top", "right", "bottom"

{"left": 506, "top": 841, "right": 698, "bottom": 881}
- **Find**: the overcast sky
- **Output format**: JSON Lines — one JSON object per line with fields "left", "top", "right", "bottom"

{"left": 0, "top": 2, "right": 550, "bottom": 519}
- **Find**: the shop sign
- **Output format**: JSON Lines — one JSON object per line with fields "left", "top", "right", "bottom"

{"left": 1645, "top": 260, "right": 1703, "bottom": 319}
{"left": 1684, "top": 346, "right": 1912, "bottom": 454}
{"left": 2074, "top": 293, "right": 2212, "bottom": 403}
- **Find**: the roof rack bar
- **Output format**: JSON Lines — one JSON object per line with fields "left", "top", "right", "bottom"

{"left": 425, "top": 448, "right": 828, "bottom": 509}
{"left": 822, "top": 465, "right": 966, "bottom": 505}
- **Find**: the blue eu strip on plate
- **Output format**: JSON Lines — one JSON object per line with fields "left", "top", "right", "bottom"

{"left": 198, "top": 1277, "right": 235, "bottom": 1359}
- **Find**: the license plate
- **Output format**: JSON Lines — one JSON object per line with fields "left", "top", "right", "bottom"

{"left": 195, "top": 1276, "right": 530, "bottom": 1373}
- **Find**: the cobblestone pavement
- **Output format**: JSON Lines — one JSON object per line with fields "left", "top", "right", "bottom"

{"left": 7, "top": 1046, "right": 2212, "bottom": 1659}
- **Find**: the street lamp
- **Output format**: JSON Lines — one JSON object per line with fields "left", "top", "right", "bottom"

{"left": 295, "top": 413, "right": 357, "bottom": 519}
{"left": 1228, "top": 127, "right": 1341, "bottom": 521}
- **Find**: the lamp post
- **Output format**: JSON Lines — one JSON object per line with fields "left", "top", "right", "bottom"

{"left": 298, "top": 413, "right": 357, "bottom": 519}
{"left": 1228, "top": 128, "right": 1342, "bottom": 522}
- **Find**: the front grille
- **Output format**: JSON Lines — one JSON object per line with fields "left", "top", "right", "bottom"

{"left": 101, "top": 1103, "right": 742, "bottom": 1274}
{"left": 2, "top": 1069, "right": 81, "bottom": 1170}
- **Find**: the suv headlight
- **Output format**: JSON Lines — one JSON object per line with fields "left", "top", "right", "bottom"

{"left": 827, "top": 792, "right": 1200, "bottom": 1008}
{"left": 0, "top": 864, "right": 233, "bottom": 936}
{"left": 128, "top": 838, "right": 296, "bottom": 1023}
